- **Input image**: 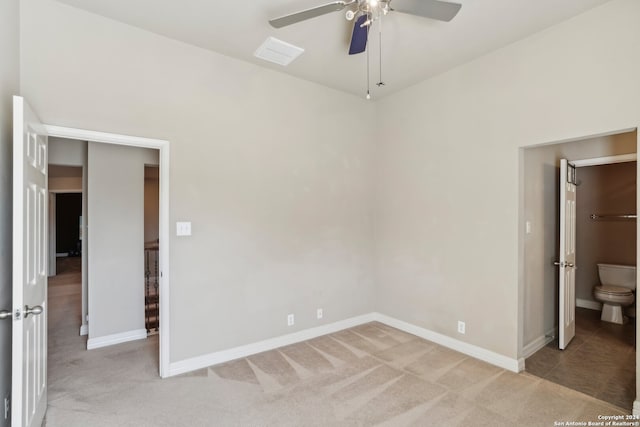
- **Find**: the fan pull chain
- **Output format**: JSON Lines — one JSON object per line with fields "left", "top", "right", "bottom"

{"left": 377, "top": 12, "right": 385, "bottom": 87}
{"left": 366, "top": 15, "right": 371, "bottom": 100}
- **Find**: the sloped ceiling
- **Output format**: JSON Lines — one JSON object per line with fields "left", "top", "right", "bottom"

{"left": 56, "top": 0, "right": 612, "bottom": 99}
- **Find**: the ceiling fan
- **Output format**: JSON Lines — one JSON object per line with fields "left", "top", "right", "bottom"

{"left": 269, "top": 0, "right": 462, "bottom": 55}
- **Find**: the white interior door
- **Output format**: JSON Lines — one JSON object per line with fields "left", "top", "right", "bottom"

{"left": 12, "top": 96, "right": 48, "bottom": 427}
{"left": 558, "top": 158, "right": 576, "bottom": 350}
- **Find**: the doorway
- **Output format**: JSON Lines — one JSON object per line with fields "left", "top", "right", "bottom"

{"left": 47, "top": 140, "right": 161, "bottom": 345}
{"left": 521, "top": 131, "right": 638, "bottom": 410}
{"left": 53, "top": 193, "right": 82, "bottom": 259}
{"left": 45, "top": 126, "right": 170, "bottom": 377}
{"left": 49, "top": 190, "right": 83, "bottom": 337}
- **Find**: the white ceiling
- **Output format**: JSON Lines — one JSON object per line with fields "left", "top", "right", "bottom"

{"left": 56, "top": 0, "right": 612, "bottom": 99}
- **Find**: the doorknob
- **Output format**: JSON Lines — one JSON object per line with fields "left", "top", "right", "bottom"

{"left": 0, "top": 310, "right": 11, "bottom": 320}
{"left": 553, "top": 261, "right": 576, "bottom": 268}
{"left": 24, "top": 305, "right": 43, "bottom": 318}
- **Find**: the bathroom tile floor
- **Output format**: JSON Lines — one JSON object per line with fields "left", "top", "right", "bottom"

{"left": 526, "top": 307, "right": 636, "bottom": 410}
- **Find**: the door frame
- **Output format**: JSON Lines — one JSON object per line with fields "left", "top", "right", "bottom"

{"left": 518, "top": 126, "right": 640, "bottom": 415}
{"left": 572, "top": 153, "right": 637, "bottom": 167}
{"left": 44, "top": 125, "right": 171, "bottom": 378}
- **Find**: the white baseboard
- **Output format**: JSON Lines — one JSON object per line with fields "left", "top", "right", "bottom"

{"left": 576, "top": 298, "right": 602, "bottom": 311}
{"left": 87, "top": 328, "right": 147, "bottom": 350}
{"left": 168, "top": 312, "right": 522, "bottom": 378}
{"left": 168, "top": 313, "right": 377, "bottom": 377}
{"left": 372, "top": 313, "right": 522, "bottom": 373}
{"left": 521, "top": 327, "right": 557, "bottom": 359}
{"left": 634, "top": 400, "right": 640, "bottom": 416}
{"left": 79, "top": 324, "right": 88, "bottom": 336}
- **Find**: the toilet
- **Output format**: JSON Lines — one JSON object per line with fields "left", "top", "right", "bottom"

{"left": 593, "top": 263, "right": 636, "bottom": 324}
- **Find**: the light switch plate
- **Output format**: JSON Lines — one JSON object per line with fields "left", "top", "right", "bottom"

{"left": 176, "top": 221, "right": 192, "bottom": 236}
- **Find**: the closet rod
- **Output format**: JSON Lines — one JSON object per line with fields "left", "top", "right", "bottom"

{"left": 589, "top": 214, "right": 637, "bottom": 220}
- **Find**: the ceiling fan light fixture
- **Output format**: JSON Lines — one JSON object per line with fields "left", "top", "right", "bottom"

{"left": 268, "top": 0, "right": 462, "bottom": 96}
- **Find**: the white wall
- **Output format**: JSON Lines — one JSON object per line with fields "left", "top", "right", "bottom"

{"left": 0, "top": 0, "right": 19, "bottom": 424}
{"left": 49, "top": 137, "right": 86, "bottom": 166}
{"left": 87, "top": 142, "right": 158, "bottom": 341}
{"left": 20, "top": 0, "right": 376, "bottom": 362}
{"left": 374, "top": 0, "right": 640, "bottom": 360}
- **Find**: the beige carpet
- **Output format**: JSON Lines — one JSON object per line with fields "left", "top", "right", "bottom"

{"left": 45, "top": 259, "right": 628, "bottom": 426}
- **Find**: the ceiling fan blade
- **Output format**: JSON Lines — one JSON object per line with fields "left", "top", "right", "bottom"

{"left": 269, "top": 1, "right": 350, "bottom": 28}
{"left": 348, "top": 15, "right": 368, "bottom": 55}
{"left": 392, "top": 0, "right": 461, "bottom": 22}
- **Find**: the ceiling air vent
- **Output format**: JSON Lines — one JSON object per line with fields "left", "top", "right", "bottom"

{"left": 254, "top": 37, "right": 304, "bottom": 66}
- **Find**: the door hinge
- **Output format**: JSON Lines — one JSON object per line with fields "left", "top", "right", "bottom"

{"left": 4, "top": 396, "right": 9, "bottom": 420}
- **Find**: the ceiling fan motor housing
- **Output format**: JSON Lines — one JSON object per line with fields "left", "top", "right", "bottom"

{"left": 356, "top": 0, "right": 390, "bottom": 17}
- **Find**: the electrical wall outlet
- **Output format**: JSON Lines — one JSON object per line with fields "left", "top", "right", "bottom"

{"left": 457, "top": 321, "right": 466, "bottom": 334}
{"left": 317, "top": 308, "right": 323, "bottom": 319}
{"left": 287, "top": 314, "right": 295, "bottom": 326}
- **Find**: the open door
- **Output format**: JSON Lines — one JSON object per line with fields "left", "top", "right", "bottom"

{"left": 558, "top": 159, "right": 576, "bottom": 350}
{"left": 12, "top": 96, "right": 48, "bottom": 427}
